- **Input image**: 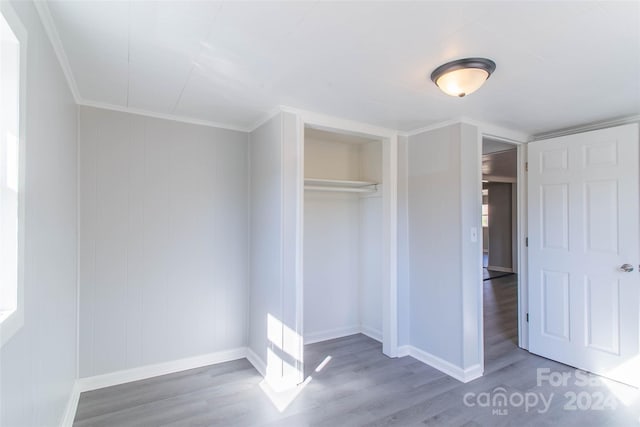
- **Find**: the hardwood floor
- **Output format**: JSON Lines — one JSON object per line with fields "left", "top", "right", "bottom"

{"left": 74, "top": 276, "right": 640, "bottom": 426}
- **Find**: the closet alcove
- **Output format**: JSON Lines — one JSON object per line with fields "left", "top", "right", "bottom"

{"left": 302, "top": 126, "right": 384, "bottom": 350}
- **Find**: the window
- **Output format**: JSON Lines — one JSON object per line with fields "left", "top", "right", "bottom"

{"left": 0, "top": 3, "right": 25, "bottom": 347}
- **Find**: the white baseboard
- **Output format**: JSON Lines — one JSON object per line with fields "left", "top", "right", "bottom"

{"left": 77, "top": 347, "right": 247, "bottom": 392}
{"left": 396, "top": 345, "right": 411, "bottom": 357}
{"left": 407, "top": 345, "right": 483, "bottom": 383}
{"left": 360, "top": 325, "right": 382, "bottom": 343}
{"left": 303, "top": 325, "right": 361, "bottom": 344}
{"left": 59, "top": 381, "right": 81, "bottom": 427}
{"left": 461, "top": 364, "right": 484, "bottom": 383}
{"left": 245, "top": 347, "right": 266, "bottom": 377}
{"left": 487, "top": 265, "right": 514, "bottom": 273}
{"left": 61, "top": 342, "right": 482, "bottom": 426}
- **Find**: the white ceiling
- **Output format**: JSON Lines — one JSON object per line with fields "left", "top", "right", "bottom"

{"left": 45, "top": 1, "right": 640, "bottom": 135}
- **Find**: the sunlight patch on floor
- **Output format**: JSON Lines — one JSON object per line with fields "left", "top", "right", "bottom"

{"left": 315, "top": 355, "right": 332, "bottom": 372}
{"left": 604, "top": 355, "right": 640, "bottom": 406}
{"left": 259, "top": 375, "right": 312, "bottom": 412}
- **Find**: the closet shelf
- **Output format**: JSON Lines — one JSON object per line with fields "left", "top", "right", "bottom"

{"left": 304, "top": 178, "right": 378, "bottom": 193}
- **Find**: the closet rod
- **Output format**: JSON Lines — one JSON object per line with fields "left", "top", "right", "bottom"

{"left": 304, "top": 185, "right": 377, "bottom": 193}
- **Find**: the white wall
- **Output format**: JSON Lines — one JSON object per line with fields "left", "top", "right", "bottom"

{"left": 0, "top": 1, "right": 78, "bottom": 425}
{"left": 459, "top": 124, "right": 482, "bottom": 371}
{"left": 78, "top": 106, "right": 248, "bottom": 377}
{"left": 359, "top": 194, "right": 383, "bottom": 336}
{"left": 396, "top": 135, "right": 411, "bottom": 346}
{"left": 359, "top": 141, "right": 383, "bottom": 337}
{"left": 304, "top": 138, "right": 360, "bottom": 340}
{"left": 304, "top": 192, "right": 360, "bottom": 338}
{"left": 407, "top": 123, "right": 482, "bottom": 373}
{"left": 280, "top": 112, "right": 302, "bottom": 383}
{"left": 248, "top": 112, "right": 302, "bottom": 387}
{"left": 249, "top": 114, "right": 283, "bottom": 376}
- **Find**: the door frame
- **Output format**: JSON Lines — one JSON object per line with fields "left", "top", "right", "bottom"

{"left": 479, "top": 131, "right": 530, "bottom": 352}
{"left": 479, "top": 118, "right": 640, "bottom": 367}
{"left": 285, "top": 106, "right": 400, "bottom": 365}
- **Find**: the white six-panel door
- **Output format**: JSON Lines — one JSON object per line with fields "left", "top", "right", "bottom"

{"left": 528, "top": 123, "right": 640, "bottom": 387}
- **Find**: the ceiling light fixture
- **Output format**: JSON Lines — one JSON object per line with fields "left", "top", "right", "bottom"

{"left": 430, "top": 57, "right": 496, "bottom": 97}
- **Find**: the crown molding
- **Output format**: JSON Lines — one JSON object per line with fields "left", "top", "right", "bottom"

{"left": 400, "top": 117, "right": 530, "bottom": 144}
{"left": 249, "top": 105, "right": 399, "bottom": 139}
{"left": 457, "top": 116, "right": 530, "bottom": 144}
{"left": 79, "top": 100, "right": 250, "bottom": 132}
{"left": 33, "top": 0, "right": 81, "bottom": 104}
{"left": 533, "top": 114, "right": 640, "bottom": 141}
{"left": 279, "top": 105, "right": 398, "bottom": 139}
{"left": 397, "top": 119, "right": 461, "bottom": 137}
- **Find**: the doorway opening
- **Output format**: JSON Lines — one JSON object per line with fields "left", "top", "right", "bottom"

{"left": 481, "top": 137, "right": 520, "bottom": 372}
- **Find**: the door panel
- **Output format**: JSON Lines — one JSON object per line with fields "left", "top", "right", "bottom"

{"left": 541, "top": 270, "right": 570, "bottom": 341}
{"left": 584, "top": 180, "right": 618, "bottom": 253}
{"left": 540, "top": 184, "right": 569, "bottom": 250}
{"left": 541, "top": 147, "right": 568, "bottom": 171}
{"left": 528, "top": 123, "right": 639, "bottom": 387}
{"left": 584, "top": 276, "right": 620, "bottom": 355}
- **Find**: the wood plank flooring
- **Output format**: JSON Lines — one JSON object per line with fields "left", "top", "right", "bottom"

{"left": 74, "top": 275, "right": 640, "bottom": 426}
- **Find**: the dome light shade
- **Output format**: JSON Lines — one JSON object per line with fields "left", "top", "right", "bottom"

{"left": 430, "top": 58, "right": 496, "bottom": 97}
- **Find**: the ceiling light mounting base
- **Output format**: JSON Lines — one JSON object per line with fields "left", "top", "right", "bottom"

{"left": 430, "top": 57, "right": 496, "bottom": 97}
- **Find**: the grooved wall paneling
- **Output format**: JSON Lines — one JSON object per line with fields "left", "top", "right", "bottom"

{"left": 78, "top": 106, "right": 249, "bottom": 377}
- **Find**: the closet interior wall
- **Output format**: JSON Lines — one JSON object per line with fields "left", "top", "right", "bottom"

{"left": 303, "top": 128, "right": 383, "bottom": 344}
